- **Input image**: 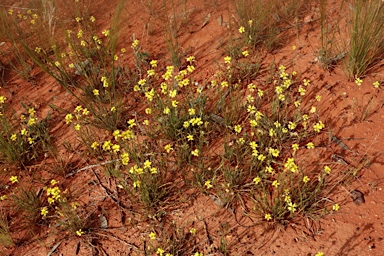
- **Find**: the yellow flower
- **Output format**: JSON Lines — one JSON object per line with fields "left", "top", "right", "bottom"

{"left": 28, "top": 137, "right": 34, "bottom": 144}
{"left": 127, "top": 119, "right": 136, "bottom": 128}
{"left": 237, "top": 137, "right": 245, "bottom": 144}
{"left": 65, "top": 114, "right": 73, "bottom": 124}
{"left": 355, "top": 77, "right": 362, "bottom": 86}
{"left": 313, "top": 121, "right": 325, "bottom": 132}
{"left": 0, "top": 195, "right": 7, "bottom": 201}
{"left": 257, "top": 89, "right": 264, "bottom": 97}
{"left": 169, "top": 89, "right": 177, "bottom": 98}
{"left": 90, "top": 16, "right": 96, "bottom": 22}
{"left": 101, "top": 76, "right": 109, "bottom": 87}
{"left": 264, "top": 213, "right": 272, "bottom": 221}
{"left": 257, "top": 154, "right": 266, "bottom": 162}
{"left": 284, "top": 158, "right": 298, "bottom": 173}
{"left": 41, "top": 207, "right": 48, "bottom": 217}
{"left": 71, "top": 202, "right": 80, "bottom": 209}
{"left": 249, "top": 119, "right": 258, "bottom": 127}
{"left": 188, "top": 108, "right": 196, "bottom": 116}
{"left": 288, "top": 121, "right": 296, "bottom": 130}
{"left": 131, "top": 39, "right": 139, "bottom": 49}
{"left": 265, "top": 166, "right": 274, "bottom": 173}
{"left": 298, "top": 86, "right": 306, "bottom": 96}
{"left": 306, "top": 142, "right": 315, "bottom": 149}
{"left": 74, "top": 124, "right": 81, "bottom": 131}
{"left": 171, "top": 100, "right": 178, "bottom": 108}
{"left": 10, "top": 134, "right": 17, "bottom": 141}
{"left": 315, "top": 252, "right": 324, "bottom": 256}
{"left": 224, "top": 56, "right": 231, "bottom": 64}
{"left": 303, "top": 79, "right": 310, "bottom": 86}
{"left": 187, "top": 134, "right": 194, "bottom": 141}
{"left": 186, "top": 55, "right": 195, "bottom": 63}
{"left": 102, "top": 140, "right": 112, "bottom": 151}
{"left": 253, "top": 176, "right": 261, "bottom": 185}
{"left": 287, "top": 201, "right": 297, "bottom": 213}
{"left": 116, "top": 151, "right": 127, "bottom": 165}
{"left": 302, "top": 176, "right": 310, "bottom": 183}
{"left": 332, "top": 204, "right": 340, "bottom": 211}
{"left": 163, "top": 107, "right": 170, "bottom": 115}
{"left": 133, "top": 180, "right": 141, "bottom": 188}
{"left": 268, "top": 148, "right": 280, "bottom": 157}
{"left": 156, "top": 248, "right": 165, "bottom": 256}
{"left": 246, "top": 95, "right": 255, "bottom": 103}
{"left": 190, "top": 228, "right": 197, "bottom": 234}
{"left": 248, "top": 83, "right": 256, "bottom": 91}
{"left": 145, "top": 88, "right": 155, "bottom": 101}
{"left": 9, "top": 176, "right": 18, "bottom": 184}
{"left": 75, "top": 106, "right": 83, "bottom": 113}
{"left": 150, "top": 59, "right": 157, "bottom": 67}
{"left": 112, "top": 144, "right": 120, "bottom": 153}
{"left": 315, "top": 95, "right": 322, "bottom": 101}
{"left": 147, "top": 69, "right": 155, "bottom": 76}
{"left": 20, "top": 128, "right": 28, "bottom": 136}
{"left": 272, "top": 180, "right": 279, "bottom": 188}
{"left": 238, "top": 26, "right": 245, "bottom": 33}
{"left": 149, "top": 232, "right": 156, "bottom": 240}
{"left": 242, "top": 50, "right": 249, "bottom": 57}
{"left": 234, "top": 124, "right": 242, "bottom": 134}
{"left": 292, "top": 143, "right": 299, "bottom": 152}
{"left": 204, "top": 180, "right": 213, "bottom": 189}
{"left": 77, "top": 29, "right": 83, "bottom": 38}
{"left": 27, "top": 117, "right": 36, "bottom": 126}
{"left": 164, "top": 144, "right": 173, "bottom": 153}
{"left": 102, "top": 29, "right": 110, "bottom": 37}
{"left": 91, "top": 141, "right": 99, "bottom": 149}
{"left": 324, "top": 166, "right": 331, "bottom": 174}
{"left": 249, "top": 142, "right": 258, "bottom": 150}
{"left": 93, "top": 89, "right": 99, "bottom": 96}
{"left": 187, "top": 65, "right": 195, "bottom": 73}
{"left": 28, "top": 108, "right": 36, "bottom": 117}
{"left": 373, "top": 81, "right": 380, "bottom": 88}
{"left": 76, "top": 229, "right": 84, "bottom": 236}
{"left": 191, "top": 149, "right": 199, "bottom": 156}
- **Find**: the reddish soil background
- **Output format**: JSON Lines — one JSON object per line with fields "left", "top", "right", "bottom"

{"left": 1, "top": 0, "right": 384, "bottom": 255}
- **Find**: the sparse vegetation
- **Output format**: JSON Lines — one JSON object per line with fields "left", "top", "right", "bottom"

{"left": 0, "top": 0, "right": 380, "bottom": 254}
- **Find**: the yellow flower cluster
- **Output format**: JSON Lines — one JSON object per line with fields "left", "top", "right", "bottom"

{"left": 313, "top": 120, "right": 325, "bottom": 133}
{"left": 46, "top": 185, "right": 61, "bottom": 204}
{"left": 284, "top": 158, "right": 298, "bottom": 173}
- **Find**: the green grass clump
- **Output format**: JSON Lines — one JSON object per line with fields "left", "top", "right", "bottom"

{"left": 0, "top": 104, "right": 52, "bottom": 168}
{"left": 346, "top": 0, "right": 384, "bottom": 77}
{"left": 232, "top": 0, "right": 311, "bottom": 51}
